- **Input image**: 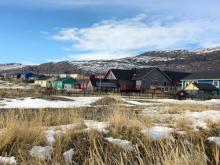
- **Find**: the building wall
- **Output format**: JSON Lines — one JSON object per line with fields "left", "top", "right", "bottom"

{"left": 118, "top": 80, "right": 135, "bottom": 91}
{"left": 105, "top": 71, "right": 117, "bottom": 80}
{"left": 35, "top": 80, "right": 47, "bottom": 88}
{"left": 52, "top": 81, "right": 63, "bottom": 90}
{"left": 139, "top": 69, "right": 171, "bottom": 90}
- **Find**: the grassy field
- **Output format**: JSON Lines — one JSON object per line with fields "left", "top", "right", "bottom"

{"left": 0, "top": 96, "right": 220, "bottom": 164}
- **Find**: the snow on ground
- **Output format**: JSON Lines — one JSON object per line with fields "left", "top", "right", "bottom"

{"left": 0, "top": 80, "right": 33, "bottom": 89}
{"left": 122, "top": 98, "right": 154, "bottom": 106}
{"left": 0, "top": 97, "right": 101, "bottom": 109}
{"left": 123, "top": 98, "right": 220, "bottom": 107}
{"left": 29, "top": 146, "right": 53, "bottom": 161}
{"left": 84, "top": 120, "right": 109, "bottom": 133}
{"left": 44, "top": 121, "right": 109, "bottom": 145}
{"left": 186, "top": 111, "right": 220, "bottom": 129}
{"left": 63, "top": 149, "right": 74, "bottom": 165}
{"left": 149, "top": 99, "right": 220, "bottom": 105}
{"left": 45, "top": 123, "right": 80, "bottom": 145}
{"left": 0, "top": 156, "right": 17, "bottom": 165}
{"left": 141, "top": 126, "right": 174, "bottom": 141}
{"left": 104, "top": 137, "right": 133, "bottom": 150}
{"left": 208, "top": 137, "right": 220, "bottom": 148}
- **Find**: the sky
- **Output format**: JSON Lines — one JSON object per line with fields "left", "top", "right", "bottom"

{"left": 1, "top": 0, "right": 220, "bottom": 64}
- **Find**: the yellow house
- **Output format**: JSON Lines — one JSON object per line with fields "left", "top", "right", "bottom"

{"left": 185, "top": 82, "right": 199, "bottom": 91}
{"left": 35, "top": 77, "right": 56, "bottom": 88}
{"left": 185, "top": 82, "right": 218, "bottom": 95}
{"left": 67, "top": 74, "right": 79, "bottom": 79}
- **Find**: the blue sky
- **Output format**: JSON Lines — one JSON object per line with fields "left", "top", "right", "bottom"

{"left": 1, "top": 0, "right": 220, "bottom": 64}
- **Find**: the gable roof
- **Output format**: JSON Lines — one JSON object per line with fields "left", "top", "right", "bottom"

{"left": 193, "top": 83, "right": 218, "bottom": 91}
{"left": 182, "top": 71, "right": 220, "bottom": 80}
{"left": 132, "top": 67, "right": 172, "bottom": 81}
{"left": 110, "top": 69, "right": 134, "bottom": 81}
{"left": 132, "top": 67, "right": 156, "bottom": 80}
{"left": 164, "top": 71, "right": 191, "bottom": 82}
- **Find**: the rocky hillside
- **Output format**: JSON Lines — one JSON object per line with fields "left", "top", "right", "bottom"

{"left": 1, "top": 47, "right": 220, "bottom": 75}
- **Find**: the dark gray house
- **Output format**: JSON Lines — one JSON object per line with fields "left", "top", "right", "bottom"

{"left": 132, "top": 68, "right": 172, "bottom": 92}
{"left": 104, "top": 67, "right": 191, "bottom": 92}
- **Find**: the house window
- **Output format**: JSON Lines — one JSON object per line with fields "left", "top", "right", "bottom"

{"left": 213, "top": 80, "right": 219, "bottom": 87}
{"left": 164, "top": 82, "right": 167, "bottom": 86}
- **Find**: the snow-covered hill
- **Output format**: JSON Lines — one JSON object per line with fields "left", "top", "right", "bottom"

{"left": 0, "top": 63, "right": 26, "bottom": 71}
{"left": 1, "top": 47, "right": 220, "bottom": 74}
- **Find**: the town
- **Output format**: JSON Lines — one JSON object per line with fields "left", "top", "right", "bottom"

{"left": 1, "top": 67, "right": 219, "bottom": 99}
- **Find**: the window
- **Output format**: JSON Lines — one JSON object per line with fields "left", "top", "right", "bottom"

{"left": 213, "top": 80, "right": 219, "bottom": 87}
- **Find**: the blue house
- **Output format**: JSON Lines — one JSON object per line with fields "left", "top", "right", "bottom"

{"left": 181, "top": 71, "right": 220, "bottom": 95}
{"left": 21, "top": 72, "right": 34, "bottom": 81}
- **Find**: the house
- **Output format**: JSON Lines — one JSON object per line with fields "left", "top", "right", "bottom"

{"left": 52, "top": 77, "right": 76, "bottom": 90}
{"left": 86, "top": 78, "right": 119, "bottom": 92}
{"left": 132, "top": 67, "right": 172, "bottom": 92}
{"left": 3, "top": 73, "right": 21, "bottom": 80}
{"left": 64, "top": 79, "right": 87, "bottom": 92}
{"left": 181, "top": 70, "right": 220, "bottom": 95}
{"left": 185, "top": 82, "right": 218, "bottom": 96}
{"left": 21, "top": 72, "right": 34, "bottom": 81}
{"left": 164, "top": 71, "right": 191, "bottom": 91}
{"left": 104, "top": 67, "right": 188, "bottom": 92}
{"left": 35, "top": 77, "right": 57, "bottom": 88}
{"left": 104, "top": 69, "right": 135, "bottom": 91}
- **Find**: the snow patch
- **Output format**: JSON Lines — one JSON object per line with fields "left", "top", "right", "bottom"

{"left": 63, "top": 149, "right": 74, "bottom": 165}
{"left": 104, "top": 137, "right": 133, "bottom": 150}
{"left": 45, "top": 123, "right": 79, "bottom": 145}
{"left": 186, "top": 111, "right": 220, "bottom": 129}
{"left": 0, "top": 156, "right": 17, "bottom": 165}
{"left": 150, "top": 99, "right": 220, "bottom": 105}
{"left": 208, "top": 137, "right": 220, "bottom": 148}
{"left": 0, "top": 97, "right": 101, "bottom": 109}
{"left": 29, "top": 146, "right": 53, "bottom": 161}
{"left": 84, "top": 120, "right": 109, "bottom": 133}
{"left": 141, "top": 126, "right": 174, "bottom": 141}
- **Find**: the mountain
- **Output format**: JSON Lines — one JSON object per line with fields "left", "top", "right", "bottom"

{"left": 1, "top": 47, "right": 220, "bottom": 75}
{"left": 0, "top": 63, "right": 26, "bottom": 71}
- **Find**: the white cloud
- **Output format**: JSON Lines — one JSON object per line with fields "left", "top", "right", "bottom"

{"left": 51, "top": 14, "right": 220, "bottom": 60}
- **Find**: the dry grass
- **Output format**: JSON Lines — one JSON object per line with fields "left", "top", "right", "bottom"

{"left": 164, "top": 104, "right": 220, "bottom": 114}
{"left": 0, "top": 97, "right": 219, "bottom": 164}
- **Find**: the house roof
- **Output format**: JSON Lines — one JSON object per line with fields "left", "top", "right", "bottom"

{"left": 36, "top": 76, "right": 50, "bottom": 81}
{"left": 90, "top": 79, "right": 119, "bottom": 88}
{"left": 193, "top": 83, "right": 218, "bottom": 91}
{"left": 164, "top": 71, "right": 191, "bottom": 82}
{"left": 132, "top": 67, "right": 157, "bottom": 80}
{"left": 74, "top": 79, "right": 87, "bottom": 84}
{"left": 182, "top": 71, "right": 220, "bottom": 80}
{"left": 110, "top": 69, "right": 134, "bottom": 81}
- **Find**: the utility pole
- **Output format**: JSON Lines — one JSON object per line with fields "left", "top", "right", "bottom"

{"left": 99, "top": 71, "right": 102, "bottom": 94}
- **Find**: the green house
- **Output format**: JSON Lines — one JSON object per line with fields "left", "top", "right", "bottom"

{"left": 52, "top": 77, "right": 76, "bottom": 90}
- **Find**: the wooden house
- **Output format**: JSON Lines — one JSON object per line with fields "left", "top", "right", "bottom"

{"left": 181, "top": 70, "right": 220, "bottom": 95}
{"left": 52, "top": 77, "right": 76, "bottom": 90}
{"left": 64, "top": 79, "right": 87, "bottom": 92}
{"left": 35, "top": 77, "right": 57, "bottom": 88}
{"left": 132, "top": 67, "right": 172, "bottom": 92}
{"left": 104, "top": 69, "right": 135, "bottom": 91}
